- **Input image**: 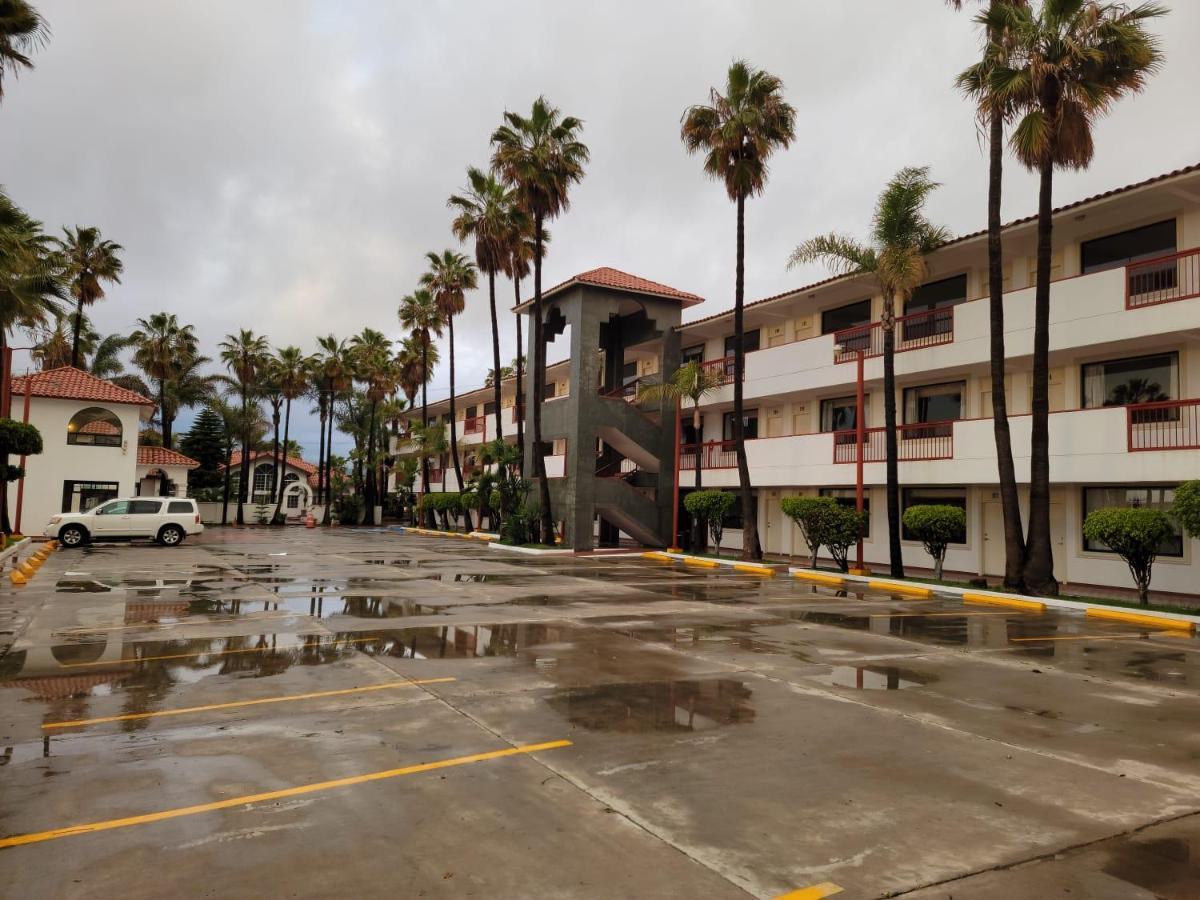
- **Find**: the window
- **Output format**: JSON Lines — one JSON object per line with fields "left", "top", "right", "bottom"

{"left": 902, "top": 488, "right": 967, "bottom": 543}
{"left": 821, "top": 299, "right": 871, "bottom": 335}
{"left": 253, "top": 463, "right": 274, "bottom": 495}
{"left": 722, "top": 491, "right": 755, "bottom": 531}
{"left": 95, "top": 500, "right": 131, "bottom": 516}
{"left": 903, "top": 382, "right": 964, "bottom": 441}
{"left": 723, "top": 410, "right": 758, "bottom": 443}
{"left": 1081, "top": 219, "right": 1175, "bottom": 274}
{"left": 62, "top": 481, "right": 119, "bottom": 513}
{"left": 682, "top": 344, "right": 705, "bottom": 365}
{"left": 483, "top": 401, "right": 497, "bottom": 415}
{"left": 904, "top": 274, "right": 966, "bottom": 341}
{"left": 1082, "top": 486, "right": 1181, "bottom": 557}
{"left": 168, "top": 501, "right": 193, "bottom": 514}
{"left": 724, "top": 330, "right": 760, "bottom": 357}
{"left": 820, "top": 396, "right": 868, "bottom": 433}
{"left": 681, "top": 417, "right": 704, "bottom": 446}
{"left": 1082, "top": 352, "right": 1176, "bottom": 412}
{"left": 287, "top": 492, "right": 301, "bottom": 509}
{"left": 820, "top": 487, "right": 870, "bottom": 538}
{"left": 129, "top": 500, "right": 162, "bottom": 515}
{"left": 66, "top": 407, "right": 123, "bottom": 447}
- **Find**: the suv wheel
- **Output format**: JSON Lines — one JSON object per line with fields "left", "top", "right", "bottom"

{"left": 158, "top": 524, "right": 185, "bottom": 547}
{"left": 59, "top": 524, "right": 87, "bottom": 547}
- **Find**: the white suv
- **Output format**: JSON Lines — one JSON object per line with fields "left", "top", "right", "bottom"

{"left": 47, "top": 498, "right": 205, "bottom": 548}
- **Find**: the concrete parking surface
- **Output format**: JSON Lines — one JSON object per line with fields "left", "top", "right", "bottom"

{"left": 1, "top": 528, "right": 1198, "bottom": 898}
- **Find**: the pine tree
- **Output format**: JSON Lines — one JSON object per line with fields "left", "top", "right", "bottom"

{"left": 180, "top": 407, "right": 227, "bottom": 490}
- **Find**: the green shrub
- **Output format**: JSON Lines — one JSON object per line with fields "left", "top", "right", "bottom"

{"left": 685, "top": 490, "right": 737, "bottom": 553}
{"left": 1082, "top": 506, "right": 1175, "bottom": 605}
{"left": 781, "top": 496, "right": 835, "bottom": 569}
{"left": 901, "top": 504, "right": 966, "bottom": 580}
{"left": 0, "top": 419, "right": 43, "bottom": 460}
{"left": 820, "top": 505, "right": 867, "bottom": 573}
{"left": 1173, "top": 480, "right": 1200, "bottom": 540}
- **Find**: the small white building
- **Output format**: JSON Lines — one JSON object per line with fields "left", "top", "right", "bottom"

{"left": 224, "top": 450, "right": 316, "bottom": 520}
{"left": 6, "top": 366, "right": 155, "bottom": 533}
{"left": 135, "top": 446, "right": 200, "bottom": 498}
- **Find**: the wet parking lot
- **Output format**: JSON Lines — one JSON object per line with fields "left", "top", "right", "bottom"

{"left": 1, "top": 529, "right": 1199, "bottom": 898}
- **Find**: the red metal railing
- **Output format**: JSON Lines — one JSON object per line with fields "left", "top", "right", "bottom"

{"left": 1127, "top": 398, "right": 1200, "bottom": 451}
{"left": 679, "top": 440, "right": 738, "bottom": 470}
{"left": 833, "top": 307, "right": 955, "bottom": 364}
{"left": 426, "top": 468, "right": 444, "bottom": 483}
{"left": 463, "top": 416, "right": 485, "bottom": 435}
{"left": 700, "top": 356, "right": 738, "bottom": 386}
{"left": 1126, "top": 247, "right": 1200, "bottom": 309}
{"left": 833, "top": 421, "right": 954, "bottom": 463}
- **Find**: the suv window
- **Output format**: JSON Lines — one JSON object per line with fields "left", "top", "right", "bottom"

{"left": 167, "top": 501, "right": 194, "bottom": 514}
{"left": 129, "top": 500, "right": 163, "bottom": 515}
{"left": 95, "top": 501, "right": 130, "bottom": 516}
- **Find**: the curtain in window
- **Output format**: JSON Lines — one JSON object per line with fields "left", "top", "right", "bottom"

{"left": 1082, "top": 363, "right": 1106, "bottom": 409}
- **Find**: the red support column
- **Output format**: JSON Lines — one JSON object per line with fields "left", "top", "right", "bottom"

{"left": 670, "top": 399, "right": 682, "bottom": 551}
{"left": 854, "top": 350, "right": 865, "bottom": 573}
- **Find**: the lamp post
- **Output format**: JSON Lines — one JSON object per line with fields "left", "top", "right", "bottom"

{"left": 838, "top": 342, "right": 867, "bottom": 574}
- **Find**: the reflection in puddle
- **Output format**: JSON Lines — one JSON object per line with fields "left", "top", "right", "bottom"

{"left": 1102, "top": 834, "right": 1200, "bottom": 897}
{"left": 546, "top": 679, "right": 755, "bottom": 733}
{"left": 817, "top": 665, "right": 930, "bottom": 691}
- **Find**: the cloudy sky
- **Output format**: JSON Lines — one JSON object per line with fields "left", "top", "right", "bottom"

{"left": 2, "top": 1, "right": 1197, "bottom": 457}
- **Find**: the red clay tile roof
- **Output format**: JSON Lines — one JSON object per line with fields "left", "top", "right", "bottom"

{"left": 79, "top": 419, "right": 121, "bottom": 435}
{"left": 226, "top": 450, "right": 317, "bottom": 475}
{"left": 681, "top": 160, "right": 1200, "bottom": 331}
{"left": 515, "top": 267, "right": 703, "bottom": 311}
{"left": 11, "top": 366, "right": 154, "bottom": 407}
{"left": 137, "top": 446, "right": 200, "bottom": 469}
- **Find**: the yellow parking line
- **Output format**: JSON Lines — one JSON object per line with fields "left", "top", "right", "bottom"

{"left": 0, "top": 740, "right": 572, "bottom": 850}
{"left": 870, "top": 611, "right": 1015, "bottom": 619}
{"left": 58, "top": 633, "right": 397, "bottom": 668}
{"left": 41, "top": 678, "right": 456, "bottom": 730}
{"left": 1009, "top": 632, "right": 1157, "bottom": 642}
{"left": 775, "top": 883, "right": 843, "bottom": 900}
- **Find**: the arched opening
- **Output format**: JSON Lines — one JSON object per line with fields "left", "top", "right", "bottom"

{"left": 66, "top": 407, "right": 123, "bottom": 447}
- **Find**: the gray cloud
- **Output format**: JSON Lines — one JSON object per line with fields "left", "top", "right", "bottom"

{"left": 2, "top": 0, "right": 1196, "bottom": 457}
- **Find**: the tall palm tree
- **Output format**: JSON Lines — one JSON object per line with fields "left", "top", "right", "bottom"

{"left": 0, "top": 0, "right": 48, "bottom": 101}
{"left": 398, "top": 287, "right": 444, "bottom": 507}
{"left": 206, "top": 397, "right": 241, "bottom": 526}
{"left": 638, "top": 360, "right": 728, "bottom": 490}
{"left": 790, "top": 167, "right": 951, "bottom": 578}
{"left": 218, "top": 329, "right": 269, "bottom": 525}
{"left": 269, "top": 346, "right": 312, "bottom": 524}
{"left": 130, "top": 312, "right": 205, "bottom": 450}
{"left": 682, "top": 61, "right": 795, "bottom": 561}
{"left": 313, "top": 335, "right": 353, "bottom": 520}
{"left": 421, "top": 249, "right": 478, "bottom": 494}
{"left": 350, "top": 328, "right": 396, "bottom": 525}
{"left": 491, "top": 96, "right": 589, "bottom": 544}
{"left": 954, "top": 0, "right": 1029, "bottom": 590}
{"left": 396, "top": 334, "right": 437, "bottom": 411}
{"left": 503, "top": 226, "right": 542, "bottom": 460}
{"left": 54, "top": 226, "right": 123, "bottom": 367}
{"left": 449, "top": 166, "right": 526, "bottom": 444}
{"left": 993, "top": 0, "right": 1165, "bottom": 595}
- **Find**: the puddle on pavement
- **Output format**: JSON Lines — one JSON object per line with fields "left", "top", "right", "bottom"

{"left": 545, "top": 678, "right": 755, "bottom": 732}
{"left": 815, "top": 665, "right": 931, "bottom": 690}
{"left": 54, "top": 580, "right": 113, "bottom": 593}
{"left": 1101, "top": 834, "right": 1200, "bottom": 897}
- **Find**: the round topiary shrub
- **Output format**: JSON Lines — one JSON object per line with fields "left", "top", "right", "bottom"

{"left": 901, "top": 504, "right": 966, "bottom": 580}
{"left": 1082, "top": 506, "right": 1175, "bottom": 605}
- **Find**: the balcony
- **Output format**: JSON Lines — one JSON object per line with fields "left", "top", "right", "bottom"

{"left": 1126, "top": 247, "right": 1200, "bottom": 309}
{"left": 1127, "top": 398, "right": 1200, "bottom": 451}
{"left": 680, "top": 441, "right": 738, "bottom": 471}
{"left": 463, "top": 416, "right": 485, "bottom": 436}
{"left": 700, "top": 356, "right": 738, "bottom": 386}
{"left": 425, "top": 468, "right": 443, "bottom": 484}
{"left": 832, "top": 421, "right": 954, "bottom": 464}
{"left": 832, "top": 307, "right": 954, "bottom": 364}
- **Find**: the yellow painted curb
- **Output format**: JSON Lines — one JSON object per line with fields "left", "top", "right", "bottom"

{"left": 666, "top": 546, "right": 683, "bottom": 553}
{"left": 734, "top": 563, "right": 775, "bottom": 576}
{"left": 868, "top": 580, "right": 932, "bottom": 599}
{"left": 963, "top": 592, "right": 1045, "bottom": 613}
{"left": 794, "top": 572, "right": 846, "bottom": 587}
{"left": 18, "top": 562, "right": 34, "bottom": 577}
{"left": 642, "top": 551, "right": 671, "bottom": 562}
{"left": 683, "top": 557, "right": 719, "bottom": 568}
{"left": 10, "top": 570, "right": 26, "bottom": 585}
{"left": 1085, "top": 607, "right": 1196, "bottom": 633}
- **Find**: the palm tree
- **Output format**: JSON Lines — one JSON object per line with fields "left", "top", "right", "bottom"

{"left": 130, "top": 312, "right": 206, "bottom": 450}
{"left": 450, "top": 167, "right": 526, "bottom": 444}
{"left": 994, "top": 0, "right": 1165, "bottom": 595}
{"left": 54, "top": 226, "right": 123, "bottom": 367}
{"left": 0, "top": 0, "right": 48, "bottom": 101}
{"left": 682, "top": 61, "right": 795, "bottom": 561}
{"left": 790, "top": 167, "right": 950, "bottom": 578}
{"left": 269, "top": 346, "right": 312, "bottom": 524}
{"left": 638, "top": 360, "right": 728, "bottom": 490}
{"left": 218, "top": 329, "right": 269, "bottom": 525}
{"left": 492, "top": 96, "right": 589, "bottom": 544}
{"left": 421, "top": 249, "right": 478, "bottom": 494}
{"left": 350, "top": 328, "right": 396, "bottom": 526}
{"left": 396, "top": 334, "right": 437, "bottom": 411}
{"left": 504, "top": 228, "right": 541, "bottom": 460}
{"left": 313, "top": 335, "right": 353, "bottom": 520}
{"left": 485, "top": 363, "right": 514, "bottom": 387}
{"left": 953, "top": 0, "right": 1029, "bottom": 590}
{"left": 398, "top": 287, "right": 444, "bottom": 505}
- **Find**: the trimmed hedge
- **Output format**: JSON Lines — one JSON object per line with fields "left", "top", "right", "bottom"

{"left": 684, "top": 490, "right": 737, "bottom": 551}
{"left": 1082, "top": 506, "right": 1175, "bottom": 605}
{"left": 901, "top": 504, "right": 965, "bottom": 580}
{"left": 1173, "top": 480, "right": 1200, "bottom": 539}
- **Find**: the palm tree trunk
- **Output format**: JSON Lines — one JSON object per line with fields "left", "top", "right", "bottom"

{"left": 882, "top": 296, "right": 904, "bottom": 578}
{"left": 270, "top": 404, "right": 281, "bottom": 506}
{"left": 316, "top": 393, "right": 327, "bottom": 506}
{"left": 420, "top": 340, "right": 432, "bottom": 527}
{"left": 322, "top": 393, "right": 336, "bottom": 524}
{"left": 447, "top": 316, "right": 463, "bottom": 493}
{"left": 1022, "top": 157, "right": 1059, "bottom": 596}
{"left": 70, "top": 299, "right": 84, "bottom": 368}
{"left": 365, "top": 398, "right": 378, "bottom": 526}
{"left": 532, "top": 216, "right": 553, "bottom": 545}
{"left": 0, "top": 328, "right": 10, "bottom": 534}
{"left": 488, "top": 271, "right": 503, "bottom": 441}
{"left": 272, "top": 398, "right": 292, "bottom": 525}
{"left": 733, "top": 190, "right": 761, "bottom": 561}
{"left": 221, "top": 439, "right": 233, "bottom": 525}
{"left": 986, "top": 104, "right": 1026, "bottom": 591}
{"left": 157, "top": 378, "right": 170, "bottom": 496}
{"left": 514, "top": 276, "right": 525, "bottom": 471}
{"left": 236, "top": 387, "right": 249, "bottom": 526}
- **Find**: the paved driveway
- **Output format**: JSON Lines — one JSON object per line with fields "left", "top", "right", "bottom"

{"left": 1, "top": 528, "right": 1198, "bottom": 898}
